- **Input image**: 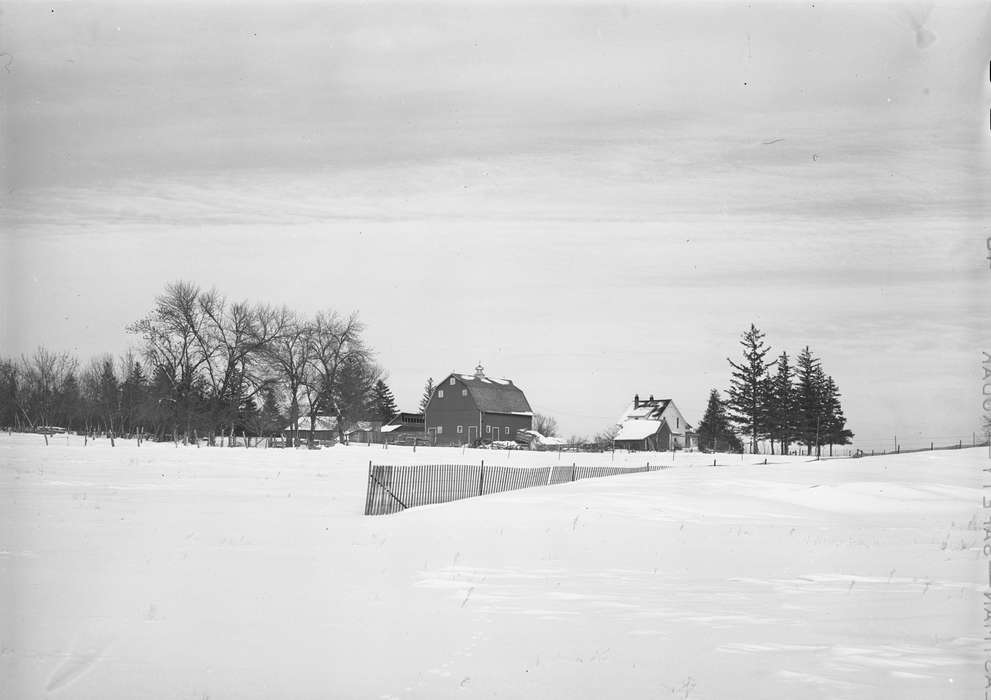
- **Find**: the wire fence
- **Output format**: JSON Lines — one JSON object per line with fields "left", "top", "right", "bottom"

{"left": 363, "top": 461, "right": 661, "bottom": 516}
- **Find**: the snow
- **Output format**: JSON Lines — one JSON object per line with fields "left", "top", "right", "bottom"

{"left": 1, "top": 433, "right": 984, "bottom": 699}
{"left": 614, "top": 419, "right": 663, "bottom": 440}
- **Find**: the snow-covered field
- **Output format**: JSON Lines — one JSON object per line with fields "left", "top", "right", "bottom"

{"left": 1, "top": 433, "right": 984, "bottom": 699}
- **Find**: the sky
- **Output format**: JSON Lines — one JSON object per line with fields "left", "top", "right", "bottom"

{"left": 2, "top": 1, "right": 990, "bottom": 450}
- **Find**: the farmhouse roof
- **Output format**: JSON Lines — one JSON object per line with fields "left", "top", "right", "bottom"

{"left": 618, "top": 397, "right": 671, "bottom": 422}
{"left": 615, "top": 419, "right": 664, "bottom": 441}
{"left": 447, "top": 371, "right": 533, "bottom": 415}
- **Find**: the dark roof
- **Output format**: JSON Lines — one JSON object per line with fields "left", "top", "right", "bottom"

{"left": 385, "top": 412, "right": 424, "bottom": 427}
{"left": 447, "top": 373, "right": 533, "bottom": 414}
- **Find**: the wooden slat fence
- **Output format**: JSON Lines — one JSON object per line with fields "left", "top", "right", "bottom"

{"left": 364, "top": 462, "right": 651, "bottom": 515}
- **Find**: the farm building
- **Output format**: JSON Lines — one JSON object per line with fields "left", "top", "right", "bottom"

{"left": 345, "top": 421, "right": 384, "bottom": 444}
{"left": 283, "top": 415, "right": 338, "bottom": 445}
{"left": 613, "top": 394, "right": 697, "bottom": 452}
{"left": 424, "top": 365, "right": 533, "bottom": 446}
{"left": 380, "top": 412, "right": 426, "bottom": 443}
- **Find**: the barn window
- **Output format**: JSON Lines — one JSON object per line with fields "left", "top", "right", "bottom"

{"left": 485, "top": 426, "right": 491, "bottom": 433}
{"left": 457, "top": 425, "right": 463, "bottom": 434}
{"left": 437, "top": 426, "right": 443, "bottom": 435}
{"left": 450, "top": 377, "right": 455, "bottom": 385}
{"left": 438, "top": 389, "right": 444, "bottom": 399}
{"left": 505, "top": 426, "right": 510, "bottom": 435}
{"left": 462, "top": 389, "right": 468, "bottom": 397}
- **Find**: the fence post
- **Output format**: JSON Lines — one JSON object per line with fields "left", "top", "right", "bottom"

{"left": 479, "top": 460, "right": 485, "bottom": 496}
{"left": 571, "top": 462, "right": 576, "bottom": 482}
{"left": 930, "top": 442, "right": 933, "bottom": 451}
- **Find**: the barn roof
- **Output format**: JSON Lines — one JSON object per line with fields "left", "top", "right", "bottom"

{"left": 447, "top": 372, "right": 533, "bottom": 415}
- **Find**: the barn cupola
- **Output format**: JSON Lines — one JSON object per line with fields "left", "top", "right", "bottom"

{"left": 474, "top": 363, "right": 485, "bottom": 379}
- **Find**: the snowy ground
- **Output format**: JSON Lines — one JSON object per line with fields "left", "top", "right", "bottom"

{"left": 1, "top": 433, "right": 985, "bottom": 699}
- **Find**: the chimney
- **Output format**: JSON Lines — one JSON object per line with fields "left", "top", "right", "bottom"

{"left": 474, "top": 363, "right": 485, "bottom": 379}
{"left": 634, "top": 393, "right": 640, "bottom": 409}
{"left": 649, "top": 394, "right": 654, "bottom": 403}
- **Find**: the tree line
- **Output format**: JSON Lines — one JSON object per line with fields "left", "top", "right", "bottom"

{"left": 0, "top": 281, "right": 401, "bottom": 446}
{"left": 697, "top": 324, "right": 853, "bottom": 456}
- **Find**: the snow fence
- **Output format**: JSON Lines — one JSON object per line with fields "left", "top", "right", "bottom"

{"left": 364, "top": 462, "right": 655, "bottom": 515}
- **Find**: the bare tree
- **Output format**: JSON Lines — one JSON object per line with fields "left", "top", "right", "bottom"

{"left": 264, "top": 308, "right": 313, "bottom": 447}
{"left": 128, "top": 281, "right": 212, "bottom": 442}
{"left": 532, "top": 413, "right": 559, "bottom": 437}
{"left": 17, "top": 347, "right": 78, "bottom": 429}
{"left": 308, "top": 311, "right": 371, "bottom": 444}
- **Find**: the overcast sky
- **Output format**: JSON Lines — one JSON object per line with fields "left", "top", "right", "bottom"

{"left": 2, "top": 1, "right": 989, "bottom": 449}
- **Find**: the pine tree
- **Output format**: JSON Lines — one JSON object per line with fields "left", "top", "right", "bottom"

{"left": 120, "top": 360, "right": 148, "bottom": 435}
{"left": 419, "top": 377, "right": 434, "bottom": 414}
{"left": 372, "top": 379, "right": 399, "bottom": 422}
{"left": 767, "top": 352, "right": 797, "bottom": 455}
{"left": 97, "top": 358, "right": 120, "bottom": 434}
{"left": 726, "top": 324, "right": 775, "bottom": 453}
{"left": 821, "top": 375, "right": 854, "bottom": 455}
{"left": 697, "top": 389, "right": 743, "bottom": 453}
{"left": 795, "top": 346, "right": 825, "bottom": 456}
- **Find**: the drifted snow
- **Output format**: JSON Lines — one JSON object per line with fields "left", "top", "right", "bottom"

{"left": 0, "top": 434, "right": 983, "bottom": 699}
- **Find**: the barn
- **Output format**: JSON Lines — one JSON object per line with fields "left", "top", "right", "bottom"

{"left": 424, "top": 365, "right": 533, "bottom": 446}
{"left": 613, "top": 394, "right": 696, "bottom": 452}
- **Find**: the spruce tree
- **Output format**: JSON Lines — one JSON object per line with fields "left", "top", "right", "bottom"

{"left": 419, "top": 377, "right": 434, "bottom": 414}
{"left": 97, "top": 358, "right": 120, "bottom": 434}
{"left": 821, "top": 375, "right": 854, "bottom": 455}
{"left": 767, "top": 352, "right": 797, "bottom": 455}
{"left": 372, "top": 379, "right": 399, "bottom": 422}
{"left": 795, "top": 346, "right": 825, "bottom": 456}
{"left": 697, "top": 389, "right": 743, "bottom": 453}
{"left": 726, "top": 324, "right": 775, "bottom": 453}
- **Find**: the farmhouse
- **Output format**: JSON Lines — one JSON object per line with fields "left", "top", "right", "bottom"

{"left": 613, "top": 394, "right": 697, "bottom": 452}
{"left": 425, "top": 365, "right": 533, "bottom": 446}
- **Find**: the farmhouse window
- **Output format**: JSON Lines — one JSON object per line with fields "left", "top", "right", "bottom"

{"left": 505, "top": 426, "right": 510, "bottom": 435}
{"left": 485, "top": 426, "right": 491, "bottom": 433}
{"left": 457, "top": 425, "right": 463, "bottom": 434}
{"left": 438, "top": 389, "right": 444, "bottom": 399}
{"left": 462, "top": 389, "right": 468, "bottom": 397}
{"left": 450, "top": 377, "right": 455, "bottom": 385}
{"left": 437, "top": 426, "right": 443, "bottom": 434}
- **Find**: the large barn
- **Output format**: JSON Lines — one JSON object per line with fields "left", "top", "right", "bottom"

{"left": 613, "top": 394, "right": 696, "bottom": 452}
{"left": 424, "top": 365, "right": 533, "bottom": 446}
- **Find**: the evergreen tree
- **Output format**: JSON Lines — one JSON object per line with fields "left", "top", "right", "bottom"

{"left": 120, "top": 360, "right": 148, "bottom": 435}
{"left": 794, "top": 346, "right": 825, "bottom": 456}
{"left": 97, "top": 358, "right": 120, "bottom": 434}
{"left": 697, "top": 389, "right": 743, "bottom": 453}
{"left": 258, "top": 386, "right": 284, "bottom": 436}
{"left": 726, "top": 324, "right": 775, "bottom": 453}
{"left": 58, "top": 372, "right": 82, "bottom": 431}
{"left": 821, "top": 375, "right": 854, "bottom": 455}
{"left": 419, "top": 377, "right": 434, "bottom": 414}
{"left": 767, "top": 352, "right": 797, "bottom": 455}
{"left": 372, "top": 379, "right": 399, "bottom": 422}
